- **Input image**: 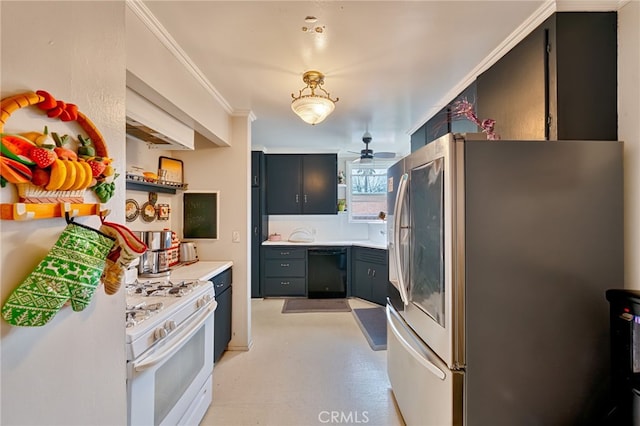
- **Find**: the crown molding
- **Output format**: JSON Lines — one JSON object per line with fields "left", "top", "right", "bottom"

{"left": 556, "top": 0, "right": 627, "bottom": 11}
{"left": 232, "top": 109, "right": 258, "bottom": 122}
{"left": 126, "top": 0, "right": 235, "bottom": 115}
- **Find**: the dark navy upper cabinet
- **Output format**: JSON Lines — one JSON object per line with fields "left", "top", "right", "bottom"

{"left": 477, "top": 12, "right": 617, "bottom": 141}
{"left": 413, "top": 83, "right": 478, "bottom": 152}
{"left": 251, "top": 150, "right": 265, "bottom": 187}
{"left": 266, "top": 154, "right": 337, "bottom": 215}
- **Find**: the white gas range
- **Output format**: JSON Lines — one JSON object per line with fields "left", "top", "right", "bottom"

{"left": 125, "top": 277, "right": 216, "bottom": 426}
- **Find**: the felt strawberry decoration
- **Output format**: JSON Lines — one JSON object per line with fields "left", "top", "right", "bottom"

{"left": 29, "top": 146, "right": 57, "bottom": 168}
{"left": 88, "top": 159, "right": 106, "bottom": 177}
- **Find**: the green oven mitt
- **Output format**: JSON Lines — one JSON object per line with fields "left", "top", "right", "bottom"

{"left": 1, "top": 219, "right": 115, "bottom": 327}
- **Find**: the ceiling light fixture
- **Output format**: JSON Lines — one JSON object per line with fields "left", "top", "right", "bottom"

{"left": 291, "top": 70, "right": 339, "bottom": 125}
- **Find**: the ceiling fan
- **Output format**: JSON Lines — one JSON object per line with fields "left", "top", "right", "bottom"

{"left": 350, "top": 131, "right": 396, "bottom": 163}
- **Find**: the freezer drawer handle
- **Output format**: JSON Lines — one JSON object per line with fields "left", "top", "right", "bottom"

{"left": 386, "top": 304, "right": 446, "bottom": 381}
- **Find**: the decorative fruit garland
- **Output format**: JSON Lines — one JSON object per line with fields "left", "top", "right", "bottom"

{"left": 0, "top": 90, "right": 116, "bottom": 203}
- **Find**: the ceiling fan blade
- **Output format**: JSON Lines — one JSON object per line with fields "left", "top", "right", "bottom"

{"left": 373, "top": 152, "right": 396, "bottom": 159}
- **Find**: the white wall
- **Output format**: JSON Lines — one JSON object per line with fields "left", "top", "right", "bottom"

{"left": 175, "top": 116, "right": 252, "bottom": 350}
{"left": 0, "top": 2, "right": 127, "bottom": 425}
{"left": 619, "top": 1, "right": 640, "bottom": 290}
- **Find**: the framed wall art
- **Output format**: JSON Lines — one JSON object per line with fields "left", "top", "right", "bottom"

{"left": 158, "top": 156, "right": 183, "bottom": 184}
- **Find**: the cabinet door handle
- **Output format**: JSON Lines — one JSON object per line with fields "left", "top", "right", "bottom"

{"left": 295, "top": 194, "right": 299, "bottom": 204}
{"left": 253, "top": 176, "right": 258, "bottom": 186}
{"left": 280, "top": 251, "right": 290, "bottom": 256}
{"left": 254, "top": 226, "right": 258, "bottom": 236}
{"left": 304, "top": 194, "right": 308, "bottom": 203}
{"left": 280, "top": 263, "right": 289, "bottom": 267}
{"left": 367, "top": 268, "right": 371, "bottom": 276}
{"left": 372, "top": 269, "right": 376, "bottom": 278}
{"left": 281, "top": 281, "right": 290, "bottom": 286}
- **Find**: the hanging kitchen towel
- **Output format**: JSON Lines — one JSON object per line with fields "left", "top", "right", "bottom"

{"left": 1, "top": 219, "right": 115, "bottom": 327}
{"left": 99, "top": 221, "right": 147, "bottom": 295}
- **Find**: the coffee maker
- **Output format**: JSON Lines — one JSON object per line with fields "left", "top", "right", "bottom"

{"left": 606, "top": 289, "right": 640, "bottom": 425}
{"left": 136, "top": 230, "right": 172, "bottom": 277}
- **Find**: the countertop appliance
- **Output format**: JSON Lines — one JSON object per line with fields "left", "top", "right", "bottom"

{"left": 180, "top": 242, "right": 198, "bottom": 263}
{"left": 137, "top": 230, "right": 173, "bottom": 277}
{"left": 386, "top": 133, "right": 623, "bottom": 425}
{"left": 125, "top": 277, "right": 216, "bottom": 426}
{"left": 606, "top": 289, "right": 640, "bottom": 425}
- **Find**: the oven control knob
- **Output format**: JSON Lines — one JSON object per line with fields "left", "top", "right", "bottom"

{"left": 196, "top": 296, "right": 211, "bottom": 308}
{"left": 166, "top": 320, "right": 177, "bottom": 331}
{"left": 154, "top": 327, "right": 168, "bottom": 340}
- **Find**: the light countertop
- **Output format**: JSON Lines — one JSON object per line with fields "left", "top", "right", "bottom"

{"left": 262, "top": 240, "right": 387, "bottom": 250}
{"left": 170, "top": 260, "right": 233, "bottom": 281}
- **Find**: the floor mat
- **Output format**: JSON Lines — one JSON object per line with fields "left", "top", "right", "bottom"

{"left": 281, "top": 298, "right": 352, "bottom": 313}
{"left": 352, "top": 307, "right": 387, "bottom": 351}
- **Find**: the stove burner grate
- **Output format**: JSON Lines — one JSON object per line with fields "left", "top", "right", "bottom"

{"left": 125, "top": 301, "right": 164, "bottom": 328}
{"left": 126, "top": 279, "right": 203, "bottom": 298}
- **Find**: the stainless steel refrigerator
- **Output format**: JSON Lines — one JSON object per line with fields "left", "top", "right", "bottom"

{"left": 386, "top": 132, "right": 623, "bottom": 425}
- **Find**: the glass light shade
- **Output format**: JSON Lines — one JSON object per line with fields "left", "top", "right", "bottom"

{"left": 291, "top": 95, "right": 335, "bottom": 125}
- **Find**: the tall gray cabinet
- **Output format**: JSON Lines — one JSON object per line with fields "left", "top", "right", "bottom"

{"left": 251, "top": 151, "right": 268, "bottom": 298}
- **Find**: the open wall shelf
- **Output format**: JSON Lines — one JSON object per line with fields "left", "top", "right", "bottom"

{"left": 125, "top": 174, "right": 187, "bottom": 194}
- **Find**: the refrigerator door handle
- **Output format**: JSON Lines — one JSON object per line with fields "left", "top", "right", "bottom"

{"left": 386, "top": 304, "right": 446, "bottom": 380}
{"left": 392, "top": 173, "right": 410, "bottom": 306}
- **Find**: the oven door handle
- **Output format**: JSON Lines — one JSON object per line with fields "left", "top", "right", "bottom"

{"left": 133, "top": 301, "right": 217, "bottom": 372}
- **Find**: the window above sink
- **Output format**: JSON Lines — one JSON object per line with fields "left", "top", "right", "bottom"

{"left": 346, "top": 160, "right": 393, "bottom": 223}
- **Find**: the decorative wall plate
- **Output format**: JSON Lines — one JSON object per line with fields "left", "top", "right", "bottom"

{"left": 140, "top": 202, "right": 157, "bottom": 223}
{"left": 125, "top": 199, "right": 139, "bottom": 222}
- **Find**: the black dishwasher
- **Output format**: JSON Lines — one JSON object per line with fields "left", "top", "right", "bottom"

{"left": 211, "top": 268, "right": 232, "bottom": 363}
{"left": 307, "top": 248, "right": 348, "bottom": 298}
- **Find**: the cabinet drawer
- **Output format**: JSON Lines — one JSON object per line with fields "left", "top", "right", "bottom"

{"left": 354, "top": 247, "right": 388, "bottom": 265}
{"left": 264, "top": 259, "right": 306, "bottom": 277}
{"left": 211, "top": 268, "right": 232, "bottom": 296}
{"left": 264, "top": 247, "right": 306, "bottom": 260}
{"left": 264, "top": 278, "right": 306, "bottom": 297}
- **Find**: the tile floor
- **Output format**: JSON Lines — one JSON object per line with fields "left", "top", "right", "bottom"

{"left": 200, "top": 298, "right": 405, "bottom": 426}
